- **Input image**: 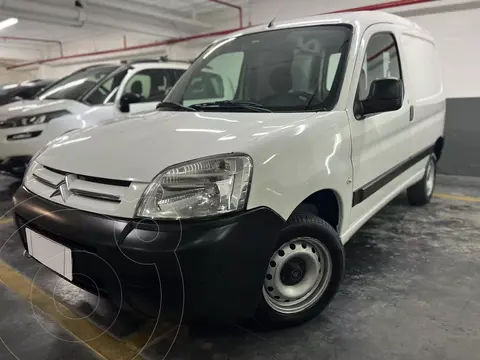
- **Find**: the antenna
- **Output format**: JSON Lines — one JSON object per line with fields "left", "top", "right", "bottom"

{"left": 267, "top": 2, "right": 289, "bottom": 29}
{"left": 268, "top": 16, "right": 276, "bottom": 28}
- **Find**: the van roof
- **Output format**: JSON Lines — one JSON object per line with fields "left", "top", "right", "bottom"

{"left": 222, "top": 11, "right": 429, "bottom": 40}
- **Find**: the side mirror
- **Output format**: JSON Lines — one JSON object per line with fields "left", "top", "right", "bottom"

{"left": 119, "top": 92, "right": 143, "bottom": 113}
{"left": 356, "top": 78, "right": 404, "bottom": 119}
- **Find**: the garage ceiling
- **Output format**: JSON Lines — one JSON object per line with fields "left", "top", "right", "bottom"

{"left": 0, "top": 0, "right": 248, "bottom": 64}
{"left": 0, "top": 0, "right": 250, "bottom": 39}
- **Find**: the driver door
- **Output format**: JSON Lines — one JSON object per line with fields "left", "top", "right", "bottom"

{"left": 346, "top": 24, "right": 412, "bottom": 227}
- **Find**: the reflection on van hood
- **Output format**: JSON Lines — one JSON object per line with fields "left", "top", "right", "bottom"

{"left": 37, "top": 110, "right": 321, "bottom": 182}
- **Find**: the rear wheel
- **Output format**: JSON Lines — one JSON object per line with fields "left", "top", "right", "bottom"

{"left": 407, "top": 154, "right": 436, "bottom": 206}
{"left": 255, "top": 213, "right": 344, "bottom": 327}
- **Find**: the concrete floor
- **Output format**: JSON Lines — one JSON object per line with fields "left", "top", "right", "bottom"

{"left": 1, "top": 174, "right": 479, "bottom": 360}
{"left": 0, "top": 284, "right": 101, "bottom": 360}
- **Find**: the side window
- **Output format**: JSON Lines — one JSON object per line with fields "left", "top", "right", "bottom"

{"left": 172, "top": 69, "right": 186, "bottom": 82}
{"left": 31, "top": 85, "right": 47, "bottom": 98}
{"left": 85, "top": 70, "right": 128, "bottom": 105}
{"left": 15, "top": 88, "right": 36, "bottom": 100}
{"left": 326, "top": 53, "right": 341, "bottom": 91}
{"left": 124, "top": 69, "right": 171, "bottom": 102}
{"left": 357, "top": 33, "right": 401, "bottom": 101}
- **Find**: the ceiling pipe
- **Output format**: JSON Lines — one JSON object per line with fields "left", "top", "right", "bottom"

{"left": 6, "top": 27, "right": 243, "bottom": 70}
{"left": 6, "top": 0, "right": 441, "bottom": 71}
{"left": 0, "top": 36, "right": 63, "bottom": 56}
{"left": 85, "top": 0, "right": 212, "bottom": 29}
{"left": 393, "top": 0, "right": 480, "bottom": 17}
{"left": 208, "top": 0, "right": 244, "bottom": 28}
{"left": 327, "top": 0, "right": 438, "bottom": 13}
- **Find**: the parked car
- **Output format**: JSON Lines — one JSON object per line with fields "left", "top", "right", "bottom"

{"left": 14, "top": 11, "right": 445, "bottom": 327}
{"left": 0, "top": 59, "right": 189, "bottom": 176}
{"left": 0, "top": 79, "right": 54, "bottom": 106}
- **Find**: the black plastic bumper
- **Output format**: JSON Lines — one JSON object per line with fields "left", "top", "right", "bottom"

{"left": 13, "top": 186, "right": 285, "bottom": 322}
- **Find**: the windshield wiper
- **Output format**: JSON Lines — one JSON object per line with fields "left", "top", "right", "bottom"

{"left": 191, "top": 100, "right": 272, "bottom": 113}
{"left": 157, "top": 101, "right": 195, "bottom": 112}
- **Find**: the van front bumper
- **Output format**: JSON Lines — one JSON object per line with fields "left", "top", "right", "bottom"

{"left": 13, "top": 186, "right": 285, "bottom": 323}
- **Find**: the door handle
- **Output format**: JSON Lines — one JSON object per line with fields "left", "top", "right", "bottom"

{"left": 409, "top": 105, "right": 414, "bottom": 122}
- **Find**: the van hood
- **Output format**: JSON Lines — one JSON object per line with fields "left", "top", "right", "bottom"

{"left": 0, "top": 99, "right": 79, "bottom": 120}
{"left": 37, "top": 110, "right": 316, "bottom": 182}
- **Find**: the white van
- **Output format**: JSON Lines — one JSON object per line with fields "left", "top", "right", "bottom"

{"left": 0, "top": 60, "right": 189, "bottom": 176}
{"left": 15, "top": 11, "right": 445, "bottom": 327}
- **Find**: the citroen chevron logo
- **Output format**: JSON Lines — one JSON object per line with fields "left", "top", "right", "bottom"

{"left": 50, "top": 175, "right": 76, "bottom": 203}
{"left": 49, "top": 180, "right": 65, "bottom": 199}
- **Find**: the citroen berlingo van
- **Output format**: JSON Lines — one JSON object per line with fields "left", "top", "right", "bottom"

{"left": 14, "top": 11, "right": 445, "bottom": 327}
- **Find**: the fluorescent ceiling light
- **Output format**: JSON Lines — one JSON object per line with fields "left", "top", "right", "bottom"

{"left": 0, "top": 18, "right": 18, "bottom": 31}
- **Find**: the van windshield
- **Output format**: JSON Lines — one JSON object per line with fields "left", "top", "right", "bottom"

{"left": 37, "top": 65, "right": 119, "bottom": 101}
{"left": 165, "top": 25, "right": 352, "bottom": 112}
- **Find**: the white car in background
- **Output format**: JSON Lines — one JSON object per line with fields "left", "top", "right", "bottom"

{"left": 0, "top": 59, "right": 189, "bottom": 176}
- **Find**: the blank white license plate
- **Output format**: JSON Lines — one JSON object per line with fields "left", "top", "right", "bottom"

{"left": 25, "top": 228, "right": 73, "bottom": 281}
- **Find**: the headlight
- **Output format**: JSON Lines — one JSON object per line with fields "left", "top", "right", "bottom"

{"left": 136, "top": 154, "right": 253, "bottom": 219}
{"left": 0, "top": 110, "right": 70, "bottom": 128}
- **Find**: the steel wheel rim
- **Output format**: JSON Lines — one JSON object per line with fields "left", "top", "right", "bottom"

{"left": 425, "top": 160, "right": 435, "bottom": 197}
{"left": 262, "top": 237, "right": 333, "bottom": 314}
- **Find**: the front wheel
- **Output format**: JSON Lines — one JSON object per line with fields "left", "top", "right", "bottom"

{"left": 407, "top": 154, "right": 436, "bottom": 206}
{"left": 255, "top": 214, "right": 345, "bottom": 328}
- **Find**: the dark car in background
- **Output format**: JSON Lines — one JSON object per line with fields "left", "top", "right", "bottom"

{"left": 0, "top": 79, "right": 54, "bottom": 106}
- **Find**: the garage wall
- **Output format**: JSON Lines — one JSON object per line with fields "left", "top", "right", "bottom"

{"left": 0, "top": 66, "right": 37, "bottom": 84}
{"left": 440, "top": 98, "right": 480, "bottom": 177}
{"left": 5, "top": 32, "right": 211, "bottom": 82}
{"left": 0, "top": 67, "right": 14, "bottom": 84}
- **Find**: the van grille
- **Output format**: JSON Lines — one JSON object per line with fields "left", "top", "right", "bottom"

{"left": 23, "top": 162, "right": 147, "bottom": 218}
{"left": 31, "top": 165, "right": 129, "bottom": 203}
{"left": 43, "top": 165, "right": 131, "bottom": 187}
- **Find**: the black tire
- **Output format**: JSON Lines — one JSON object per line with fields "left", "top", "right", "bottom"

{"left": 254, "top": 213, "right": 345, "bottom": 328}
{"left": 407, "top": 154, "right": 436, "bottom": 206}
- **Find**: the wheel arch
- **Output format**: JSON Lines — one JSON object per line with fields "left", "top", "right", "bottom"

{"left": 288, "top": 188, "right": 344, "bottom": 233}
